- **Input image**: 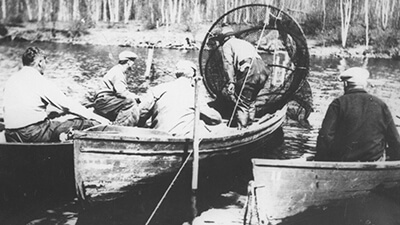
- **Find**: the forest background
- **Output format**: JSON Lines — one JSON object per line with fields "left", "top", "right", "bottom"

{"left": 1, "top": 0, "right": 400, "bottom": 58}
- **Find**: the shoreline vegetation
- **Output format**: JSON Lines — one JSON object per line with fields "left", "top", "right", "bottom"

{"left": 2, "top": 0, "right": 400, "bottom": 59}
{"left": 0, "top": 21, "right": 391, "bottom": 59}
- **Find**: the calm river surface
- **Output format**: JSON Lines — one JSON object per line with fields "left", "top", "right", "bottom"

{"left": 1, "top": 40, "right": 400, "bottom": 225}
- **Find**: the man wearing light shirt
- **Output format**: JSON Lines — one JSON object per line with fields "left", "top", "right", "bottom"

{"left": 91, "top": 50, "right": 140, "bottom": 126}
{"left": 3, "top": 47, "right": 110, "bottom": 142}
{"left": 212, "top": 26, "right": 270, "bottom": 129}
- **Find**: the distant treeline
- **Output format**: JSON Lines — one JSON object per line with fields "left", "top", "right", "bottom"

{"left": 1, "top": 0, "right": 400, "bottom": 49}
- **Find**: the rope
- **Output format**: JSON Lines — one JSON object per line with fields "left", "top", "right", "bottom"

{"left": 227, "top": 16, "right": 269, "bottom": 127}
{"left": 144, "top": 150, "right": 193, "bottom": 225}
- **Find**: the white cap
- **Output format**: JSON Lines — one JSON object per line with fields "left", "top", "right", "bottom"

{"left": 175, "top": 60, "right": 197, "bottom": 77}
{"left": 338, "top": 67, "right": 369, "bottom": 85}
{"left": 118, "top": 50, "right": 138, "bottom": 61}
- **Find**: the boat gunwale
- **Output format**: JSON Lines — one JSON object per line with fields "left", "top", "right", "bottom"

{"left": 73, "top": 106, "right": 287, "bottom": 143}
{"left": 0, "top": 141, "right": 72, "bottom": 147}
{"left": 252, "top": 158, "right": 400, "bottom": 170}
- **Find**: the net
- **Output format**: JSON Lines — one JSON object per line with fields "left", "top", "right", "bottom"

{"left": 199, "top": 4, "right": 310, "bottom": 118}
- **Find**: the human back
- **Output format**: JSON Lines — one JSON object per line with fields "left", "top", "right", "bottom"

{"left": 327, "top": 90, "right": 393, "bottom": 161}
{"left": 2, "top": 46, "right": 109, "bottom": 142}
{"left": 315, "top": 67, "right": 400, "bottom": 161}
{"left": 150, "top": 78, "right": 197, "bottom": 135}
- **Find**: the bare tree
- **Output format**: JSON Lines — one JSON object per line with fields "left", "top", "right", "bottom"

{"left": 160, "top": 0, "right": 166, "bottom": 24}
{"left": 340, "top": 0, "right": 352, "bottom": 48}
{"left": 123, "top": 0, "right": 133, "bottom": 23}
{"left": 102, "top": 0, "right": 108, "bottom": 21}
{"left": 365, "top": 0, "right": 369, "bottom": 47}
{"left": 322, "top": 0, "right": 326, "bottom": 32}
{"left": 23, "top": 0, "right": 32, "bottom": 21}
{"left": 1, "top": 0, "right": 6, "bottom": 20}
{"left": 38, "top": 0, "right": 44, "bottom": 21}
{"left": 176, "top": 0, "right": 182, "bottom": 24}
{"left": 72, "top": 0, "right": 80, "bottom": 20}
{"left": 381, "top": 0, "right": 389, "bottom": 29}
{"left": 58, "top": 0, "right": 69, "bottom": 21}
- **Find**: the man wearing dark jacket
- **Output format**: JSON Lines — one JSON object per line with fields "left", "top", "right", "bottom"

{"left": 315, "top": 67, "right": 400, "bottom": 161}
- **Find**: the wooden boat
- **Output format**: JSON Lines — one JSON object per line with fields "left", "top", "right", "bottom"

{"left": 0, "top": 121, "right": 75, "bottom": 203}
{"left": 250, "top": 158, "right": 400, "bottom": 225}
{"left": 73, "top": 106, "right": 287, "bottom": 204}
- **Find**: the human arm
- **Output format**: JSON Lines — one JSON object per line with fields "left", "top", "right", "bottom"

{"left": 315, "top": 100, "right": 339, "bottom": 161}
{"left": 113, "top": 72, "right": 140, "bottom": 102}
{"left": 383, "top": 106, "right": 400, "bottom": 160}
{"left": 221, "top": 41, "right": 236, "bottom": 94}
{"left": 40, "top": 78, "right": 110, "bottom": 124}
{"left": 137, "top": 91, "right": 157, "bottom": 127}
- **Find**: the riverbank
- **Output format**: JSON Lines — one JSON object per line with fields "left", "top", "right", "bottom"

{"left": 0, "top": 21, "right": 386, "bottom": 59}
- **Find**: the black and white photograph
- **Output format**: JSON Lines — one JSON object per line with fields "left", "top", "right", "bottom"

{"left": 1, "top": 1, "right": 400, "bottom": 225}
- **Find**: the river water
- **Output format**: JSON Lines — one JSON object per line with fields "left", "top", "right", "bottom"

{"left": 1, "top": 40, "right": 400, "bottom": 225}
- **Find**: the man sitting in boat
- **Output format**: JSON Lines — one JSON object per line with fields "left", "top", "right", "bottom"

{"left": 90, "top": 50, "right": 141, "bottom": 126}
{"left": 315, "top": 67, "right": 400, "bottom": 161}
{"left": 2, "top": 46, "right": 110, "bottom": 143}
{"left": 210, "top": 26, "right": 271, "bottom": 129}
{"left": 138, "top": 60, "right": 222, "bottom": 136}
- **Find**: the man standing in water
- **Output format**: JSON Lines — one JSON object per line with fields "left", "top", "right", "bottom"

{"left": 212, "top": 26, "right": 270, "bottom": 129}
{"left": 91, "top": 50, "right": 141, "bottom": 126}
{"left": 315, "top": 67, "right": 400, "bottom": 161}
{"left": 2, "top": 46, "right": 109, "bottom": 142}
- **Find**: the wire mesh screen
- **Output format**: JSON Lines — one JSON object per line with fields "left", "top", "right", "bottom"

{"left": 199, "top": 4, "right": 309, "bottom": 117}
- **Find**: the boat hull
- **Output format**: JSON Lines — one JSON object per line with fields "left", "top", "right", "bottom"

{"left": 251, "top": 158, "right": 400, "bottom": 224}
{"left": 0, "top": 141, "right": 74, "bottom": 204}
{"left": 74, "top": 107, "right": 287, "bottom": 204}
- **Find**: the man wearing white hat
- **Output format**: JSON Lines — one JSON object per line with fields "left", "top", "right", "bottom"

{"left": 315, "top": 67, "right": 400, "bottom": 161}
{"left": 139, "top": 60, "right": 222, "bottom": 136}
{"left": 92, "top": 50, "right": 141, "bottom": 126}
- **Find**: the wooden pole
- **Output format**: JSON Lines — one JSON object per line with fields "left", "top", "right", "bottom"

{"left": 144, "top": 46, "right": 154, "bottom": 79}
{"left": 192, "top": 75, "right": 200, "bottom": 190}
{"left": 191, "top": 70, "right": 201, "bottom": 218}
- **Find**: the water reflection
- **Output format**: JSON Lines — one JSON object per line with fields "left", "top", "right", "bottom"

{"left": 1, "top": 41, "right": 400, "bottom": 224}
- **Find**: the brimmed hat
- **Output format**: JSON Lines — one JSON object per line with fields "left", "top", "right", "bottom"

{"left": 210, "top": 26, "right": 234, "bottom": 39}
{"left": 175, "top": 60, "right": 197, "bottom": 77}
{"left": 338, "top": 67, "right": 369, "bottom": 85}
{"left": 118, "top": 51, "right": 138, "bottom": 61}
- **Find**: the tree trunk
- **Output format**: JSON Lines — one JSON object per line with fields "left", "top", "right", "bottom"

{"left": 108, "top": 0, "right": 115, "bottom": 22}
{"left": 340, "top": 0, "right": 352, "bottom": 48}
{"left": 322, "top": 0, "right": 326, "bottom": 32}
{"left": 160, "top": 0, "right": 165, "bottom": 24}
{"left": 176, "top": 0, "right": 182, "bottom": 24}
{"left": 23, "top": 0, "right": 32, "bottom": 21}
{"left": 168, "top": 0, "right": 173, "bottom": 24}
{"left": 365, "top": 0, "right": 369, "bottom": 48}
{"left": 94, "top": 0, "right": 102, "bottom": 22}
{"left": 123, "top": 0, "right": 129, "bottom": 23}
{"left": 102, "top": 0, "right": 108, "bottom": 21}
{"left": 381, "top": 0, "right": 389, "bottom": 29}
{"left": 72, "top": 0, "right": 79, "bottom": 20}
{"left": 38, "top": 0, "right": 43, "bottom": 21}
{"left": 1, "top": 0, "right": 6, "bottom": 20}
{"left": 114, "top": 0, "right": 119, "bottom": 22}
{"left": 58, "top": 0, "right": 67, "bottom": 21}
{"left": 224, "top": 0, "right": 228, "bottom": 23}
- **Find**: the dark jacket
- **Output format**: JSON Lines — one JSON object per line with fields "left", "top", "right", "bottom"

{"left": 315, "top": 88, "right": 400, "bottom": 161}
